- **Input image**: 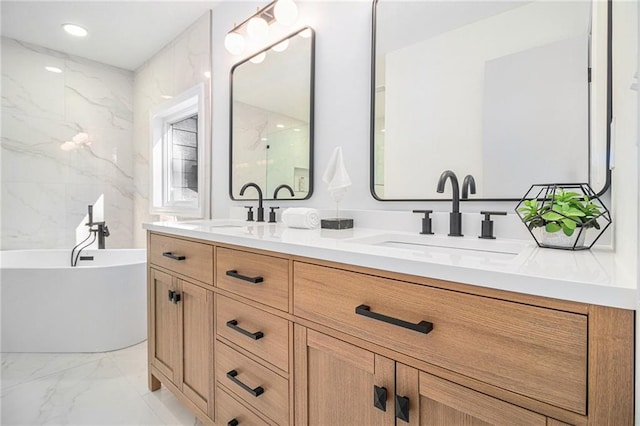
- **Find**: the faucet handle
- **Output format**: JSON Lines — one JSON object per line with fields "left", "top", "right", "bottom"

{"left": 244, "top": 206, "right": 254, "bottom": 222}
{"left": 268, "top": 207, "right": 280, "bottom": 223}
{"left": 479, "top": 211, "right": 507, "bottom": 239}
{"left": 412, "top": 210, "right": 434, "bottom": 235}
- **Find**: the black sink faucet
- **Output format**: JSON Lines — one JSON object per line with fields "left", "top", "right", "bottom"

{"left": 240, "top": 182, "right": 264, "bottom": 222}
{"left": 436, "top": 170, "right": 463, "bottom": 237}
{"left": 273, "top": 184, "right": 295, "bottom": 200}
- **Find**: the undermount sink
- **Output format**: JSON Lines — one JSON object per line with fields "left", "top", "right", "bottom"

{"left": 346, "top": 233, "right": 528, "bottom": 263}
{"left": 171, "top": 219, "right": 247, "bottom": 230}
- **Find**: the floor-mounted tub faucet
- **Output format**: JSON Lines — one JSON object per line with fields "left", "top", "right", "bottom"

{"left": 436, "top": 170, "right": 463, "bottom": 237}
{"left": 71, "top": 205, "right": 110, "bottom": 266}
{"left": 240, "top": 182, "right": 265, "bottom": 222}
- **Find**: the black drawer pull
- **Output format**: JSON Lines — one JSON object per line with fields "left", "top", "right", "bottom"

{"left": 395, "top": 395, "right": 410, "bottom": 422}
{"left": 226, "top": 270, "right": 264, "bottom": 284}
{"left": 227, "top": 320, "right": 264, "bottom": 340}
{"left": 162, "top": 252, "right": 186, "bottom": 261}
{"left": 355, "top": 304, "right": 433, "bottom": 335}
{"left": 226, "top": 369, "right": 264, "bottom": 397}
{"left": 227, "top": 420, "right": 239, "bottom": 426}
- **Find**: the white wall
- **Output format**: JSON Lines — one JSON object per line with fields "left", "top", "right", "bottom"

{"left": 132, "top": 12, "right": 212, "bottom": 247}
{"left": 211, "top": 1, "right": 636, "bottom": 239}
{"left": 1, "top": 38, "right": 134, "bottom": 249}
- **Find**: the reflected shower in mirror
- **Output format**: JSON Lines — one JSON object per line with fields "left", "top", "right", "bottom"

{"left": 371, "top": 0, "right": 610, "bottom": 201}
{"left": 230, "top": 27, "right": 314, "bottom": 201}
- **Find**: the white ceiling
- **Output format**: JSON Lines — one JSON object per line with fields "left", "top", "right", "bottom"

{"left": 1, "top": 1, "right": 216, "bottom": 70}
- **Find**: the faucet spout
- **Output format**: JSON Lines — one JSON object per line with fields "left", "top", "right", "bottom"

{"left": 240, "top": 182, "right": 265, "bottom": 222}
{"left": 461, "top": 174, "right": 476, "bottom": 200}
{"left": 273, "top": 184, "right": 295, "bottom": 200}
{"left": 436, "top": 170, "right": 460, "bottom": 213}
{"left": 436, "top": 170, "right": 463, "bottom": 237}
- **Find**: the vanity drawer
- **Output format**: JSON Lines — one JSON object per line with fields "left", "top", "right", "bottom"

{"left": 216, "top": 295, "right": 289, "bottom": 372}
{"left": 216, "top": 342, "right": 289, "bottom": 425}
{"left": 149, "top": 233, "right": 213, "bottom": 285}
{"left": 216, "top": 386, "right": 275, "bottom": 426}
{"left": 293, "top": 261, "right": 587, "bottom": 414}
{"left": 216, "top": 247, "right": 289, "bottom": 311}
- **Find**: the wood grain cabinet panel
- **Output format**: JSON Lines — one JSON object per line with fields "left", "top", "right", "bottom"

{"left": 216, "top": 342, "right": 289, "bottom": 425}
{"left": 180, "top": 280, "right": 214, "bottom": 414}
{"left": 149, "top": 268, "right": 180, "bottom": 382}
{"left": 149, "top": 233, "right": 213, "bottom": 285}
{"left": 294, "top": 326, "right": 395, "bottom": 426}
{"left": 396, "top": 363, "right": 548, "bottom": 426}
{"left": 293, "top": 261, "right": 588, "bottom": 414}
{"left": 216, "top": 295, "right": 289, "bottom": 373}
{"left": 216, "top": 247, "right": 289, "bottom": 311}
{"left": 216, "top": 387, "right": 275, "bottom": 426}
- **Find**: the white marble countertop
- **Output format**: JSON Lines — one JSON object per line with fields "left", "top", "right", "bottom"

{"left": 143, "top": 219, "right": 637, "bottom": 310}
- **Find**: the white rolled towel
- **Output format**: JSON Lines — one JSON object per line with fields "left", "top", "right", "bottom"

{"left": 281, "top": 208, "right": 320, "bottom": 229}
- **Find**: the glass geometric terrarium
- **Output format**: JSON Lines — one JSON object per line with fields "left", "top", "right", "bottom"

{"left": 515, "top": 183, "right": 612, "bottom": 250}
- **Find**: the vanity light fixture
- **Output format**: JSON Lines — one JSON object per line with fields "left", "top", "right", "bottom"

{"left": 272, "top": 39, "right": 289, "bottom": 52}
{"left": 224, "top": 0, "right": 298, "bottom": 56}
{"left": 62, "top": 23, "right": 88, "bottom": 37}
{"left": 250, "top": 52, "right": 266, "bottom": 64}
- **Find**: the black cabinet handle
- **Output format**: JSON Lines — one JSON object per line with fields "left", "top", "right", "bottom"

{"left": 168, "top": 290, "right": 175, "bottom": 302}
{"left": 226, "top": 369, "right": 264, "bottom": 397}
{"left": 373, "top": 385, "right": 387, "bottom": 412}
{"left": 355, "top": 305, "right": 433, "bottom": 335}
{"left": 162, "top": 252, "right": 186, "bottom": 261}
{"left": 226, "top": 270, "right": 264, "bottom": 284}
{"left": 395, "top": 395, "right": 410, "bottom": 422}
{"left": 227, "top": 420, "right": 239, "bottom": 426}
{"left": 227, "top": 320, "right": 264, "bottom": 340}
{"left": 172, "top": 293, "right": 181, "bottom": 304}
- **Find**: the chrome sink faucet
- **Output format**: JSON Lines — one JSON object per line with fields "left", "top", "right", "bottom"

{"left": 240, "top": 182, "right": 264, "bottom": 222}
{"left": 436, "top": 170, "right": 463, "bottom": 237}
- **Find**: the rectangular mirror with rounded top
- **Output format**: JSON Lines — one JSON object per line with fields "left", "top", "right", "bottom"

{"left": 371, "top": 0, "right": 611, "bottom": 201}
{"left": 230, "top": 27, "right": 315, "bottom": 201}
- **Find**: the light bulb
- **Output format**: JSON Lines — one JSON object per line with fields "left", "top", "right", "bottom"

{"left": 250, "top": 52, "right": 266, "bottom": 64}
{"left": 272, "top": 39, "right": 289, "bottom": 52}
{"left": 299, "top": 28, "right": 312, "bottom": 38}
{"left": 62, "top": 23, "right": 88, "bottom": 37}
{"left": 247, "top": 17, "right": 269, "bottom": 39}
{"left": 274, "top": 0, "right": 298, "bottom": 26}
{"left": 224, "top": 32, "right": 245, "bottom": 55}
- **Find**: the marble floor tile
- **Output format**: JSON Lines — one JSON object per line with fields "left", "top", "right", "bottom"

{"left": 1, "top": 341, "right": 200, "bottom": 425}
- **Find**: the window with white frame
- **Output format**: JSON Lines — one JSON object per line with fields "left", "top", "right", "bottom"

{"left": 150, "top": 84, "right": 206, "bottom": 217}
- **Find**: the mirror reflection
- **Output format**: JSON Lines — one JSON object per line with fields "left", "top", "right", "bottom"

{"left": 372, "top": 0, "right": 610, "bottom": 200}
{"left": 231, "top": 27, "right": 314, "bottom": 200}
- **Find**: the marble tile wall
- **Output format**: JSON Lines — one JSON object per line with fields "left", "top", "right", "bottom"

{"left": 1, "top": 38, "right": 134, "bottom": 250}
{"left": 133, "top": 12, "right": 212, "bottom": 248}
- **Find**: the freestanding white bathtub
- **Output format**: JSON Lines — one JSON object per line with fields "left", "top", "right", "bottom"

{"left": 0, "top": 249, "right": 147, "bottom": 353}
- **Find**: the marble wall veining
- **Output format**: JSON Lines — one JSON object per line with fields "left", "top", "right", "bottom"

{"left": 132, "top": 12, "right": 212, "bottom": 248}
{"left": 1, "top": 38, "right": 134, "bottom": 250}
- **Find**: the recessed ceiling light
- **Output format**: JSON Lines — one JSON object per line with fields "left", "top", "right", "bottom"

{"left": 62, "top": 23, "right": 88, "bottom": 37}
{"left": 45, "top": 66, "right": 62, "bottom": 73}
{"left": 276, "top": 124, "right": 285, "bottom": 128}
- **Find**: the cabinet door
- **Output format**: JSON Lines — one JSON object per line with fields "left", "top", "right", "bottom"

{"left": 149, "top": 268, "right": 179, "bottom": 382}
{"left": 179, "top": 279, "right": 214, "bottom": 417}
{"left": 395, "top": 364, "right": 546, "bottom": 426}
{"left": 294, "top": 325, "right": 395, "bottom": 426}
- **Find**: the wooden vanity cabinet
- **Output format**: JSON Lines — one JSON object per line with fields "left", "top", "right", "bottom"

{"left": 147, "top": 234, "right": 215, "bottom": 423}
{"left": 292, "top": 260, "right": 634, "bottom": 426}
{"left": 145, "top": 231, "right": 634, "bottom": 426}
